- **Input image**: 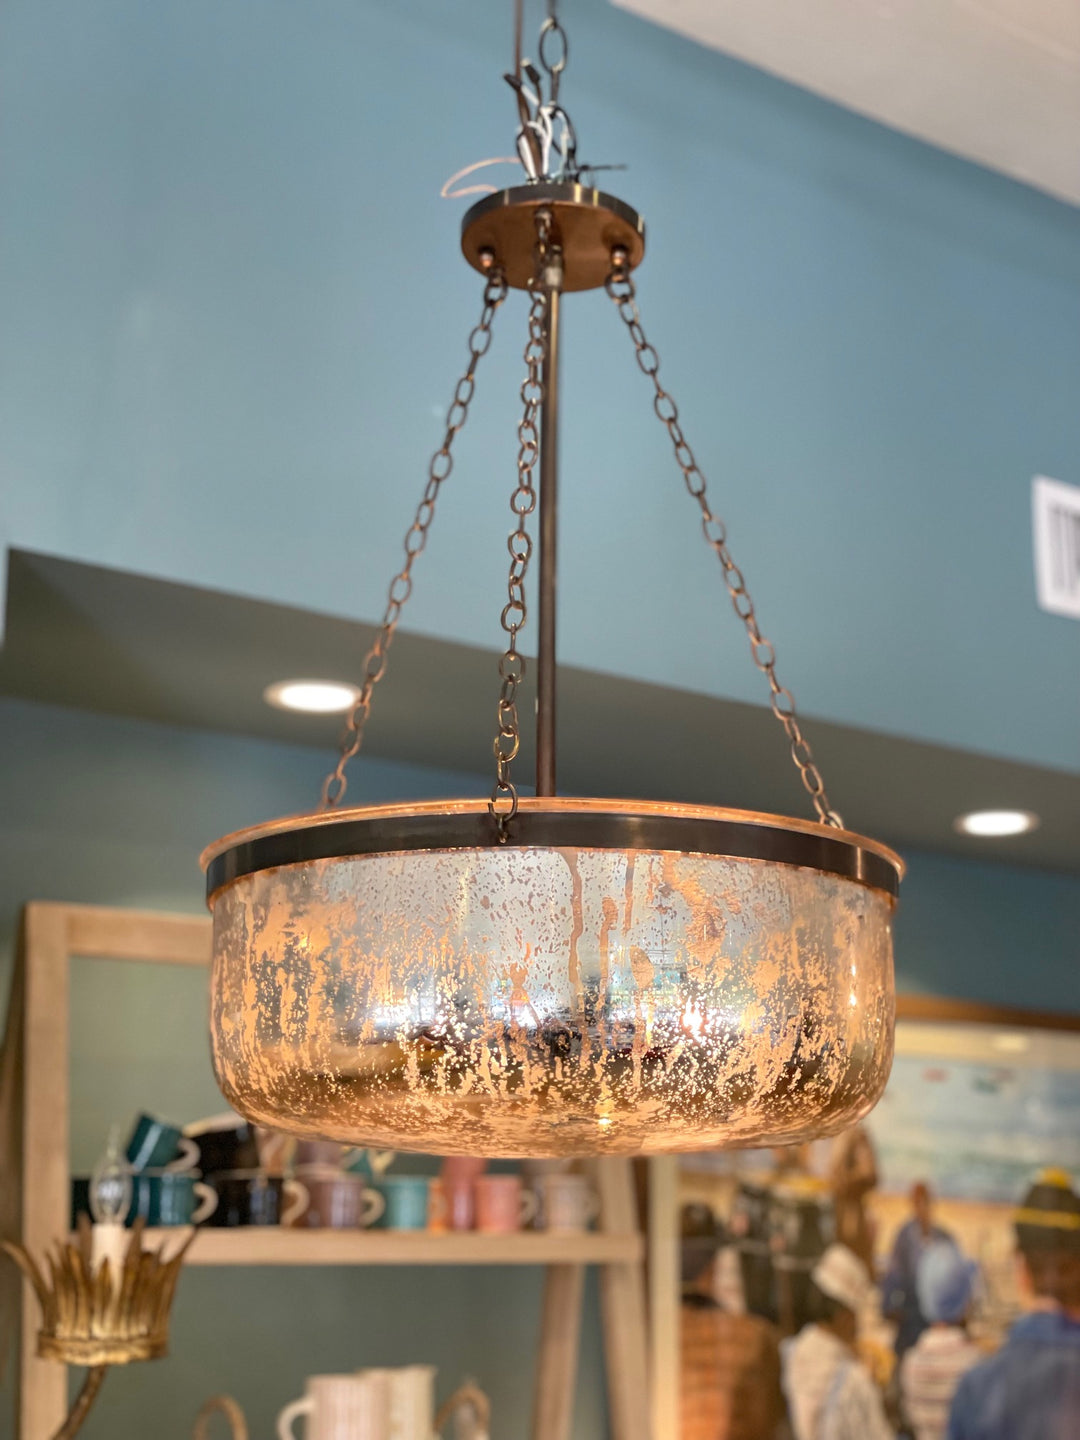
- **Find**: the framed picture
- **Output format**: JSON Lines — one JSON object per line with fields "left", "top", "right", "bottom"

{"left": 865, "top": 997, "right": 1080, "bottom": 1335}
{"left": 647, "top": 995, "right": 1080, "bottom": 1440}
{"left": 869, "top": 996, "right": 1080, "bottom": 1200}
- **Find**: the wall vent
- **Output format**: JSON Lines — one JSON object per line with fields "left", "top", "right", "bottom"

{"left": 1033, "top": 476, "right": 1080, "bottom": 620}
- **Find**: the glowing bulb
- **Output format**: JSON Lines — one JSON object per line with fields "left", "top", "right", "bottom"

{"left": 681, "top": 1001, "right": 704, "bottom": 1037}
{"left": 90, "top": 1124, "right": 132, "bottom": 1225}
{"left": 263, "top": 679, "right": 362, "bottom": 714}
{"left": 954, "top": 809, "right": 1039, "bottom": 838}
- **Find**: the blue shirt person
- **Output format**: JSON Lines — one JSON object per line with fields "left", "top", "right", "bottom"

{"left": 948, "top": 1310, "right": 1080, "bottom": 1440}
{"left": 947, "top": 1169, "right": 1080, "bottom": 1440}
{"left": 882, "top": 1180, "right": 953, "bottom": 1357}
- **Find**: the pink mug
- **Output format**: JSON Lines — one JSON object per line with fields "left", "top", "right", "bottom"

{"left": 441, "top": 1157, "right": 488, "bottom": 1230}
{"left": 444, "top": 1180, "right": 475, "bottom": 1232}
{"left": 441, "top": 1156, "right": 487, "bottom": 1184}
{"left": 474, "top": 1175, "right": 537, "bottom": 1234}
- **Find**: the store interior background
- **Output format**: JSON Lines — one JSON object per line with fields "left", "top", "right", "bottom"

{"left": 1, "top": 0, "right": 1078, "bottom": 1436}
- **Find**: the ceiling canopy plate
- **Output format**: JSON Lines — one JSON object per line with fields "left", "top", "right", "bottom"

{"left": 461, "top": 182, "right": 646, "bottom": 292}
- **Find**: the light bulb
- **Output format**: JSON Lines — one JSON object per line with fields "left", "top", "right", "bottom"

{"left": 90, "top": 1124, "right": 133, "bottom": 1225}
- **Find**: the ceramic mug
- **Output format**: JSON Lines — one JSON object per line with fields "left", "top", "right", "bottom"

{"left": 277, "top": 1373, "right": 389, "bottom": 1440}
{"left": 427, "top": 1178, "right": 450, "bottom": 1233}
{"left": 439, "top": 1158, "right": 487, "bottom": 1231}
{"left": 126, "top": 1112, "right": 199, "bottom": 1172}
{"left": 375, "top": 1176, "right": 430, "bottom": 1231}
{"left": 295, "top": 1139, "right": 346, "bottom": 1169}
{"left": 359, "top": 1366, "right": 435, "bottom": 1440}
{"left": 474, "top": 1175, "right": 537, "bottom": 1234}
{"left": 185, "top": 1115, "right": 261, "bottom": 1175}
{"left": 440, "top": 1156, "right": 487, "bottom": 1184}
{"left": 208, "top": 1170, "right": 308, "bottom": 1227}
{"left": 345, "top": 1149, "right": 397, "bottom": 1181}
{"left": 128, "top": 1169, "right": 218, "bottom": 1227}
{"left": 443, "top": 1180, "right": 475, "bottom": 1232}
{"left": 535, "top": 1173, "right": 600, "bottom": 1233}
{"left": 296, "top": 1170, "right": 385, "bottom": 1229}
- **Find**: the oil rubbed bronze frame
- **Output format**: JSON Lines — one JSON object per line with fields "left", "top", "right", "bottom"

{"left": 204, "top": 798, "right": 902, "bottom": 902}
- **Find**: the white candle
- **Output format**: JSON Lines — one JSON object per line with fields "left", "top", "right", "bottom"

{"left": 90, "top": 1221, "right": 128, "bottom": 1277}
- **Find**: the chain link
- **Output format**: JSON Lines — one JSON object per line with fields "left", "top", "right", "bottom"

{"left": 604, "top": 256, "right": 843, "bottom": 829}
{"left": 538, "top": 6, "right": 568, "bottom": 106}
{"left": 488, "top": 212, "right": 552, "bottom": 839}
{"left": 320, "top": 268, "right": 509, "bottom": 808}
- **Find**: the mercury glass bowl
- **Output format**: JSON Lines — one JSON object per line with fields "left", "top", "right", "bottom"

{"left": 201, "top": 798, "right": 902, "bottom": 1157}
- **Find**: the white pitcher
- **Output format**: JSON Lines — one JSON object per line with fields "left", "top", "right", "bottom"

{"left": 357, "top": 1366, "right": 435, "bottom": 1440}
{"left": 277, "top": 1373, "right": 389, "bottom": 1440}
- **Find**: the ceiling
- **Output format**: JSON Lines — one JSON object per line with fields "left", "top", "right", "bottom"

{"left": 2, "top": 548, "right": 1077, "bottom": 874}
{"left": 613, "top": 0, "right": 1080, "bottom": 206}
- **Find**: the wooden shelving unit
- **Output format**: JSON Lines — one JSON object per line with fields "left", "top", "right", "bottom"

{"left": 142, "top": 1226, "right": 643, "bottom": 1266}
{"left": 1, "top": 902, "right": 651, "bottom": 1440}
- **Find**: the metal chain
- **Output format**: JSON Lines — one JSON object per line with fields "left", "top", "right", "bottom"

{"left": 604, "top": 254, "right": 843, "bottom": 829}
{"left": 488, "top": 212, "right": 552, "bottom": 838}
{"left": 538, "top": 1, "right": 568, "bottom": 107}
{"left": 320, "top": 267, "right": 509, "bottom": 808}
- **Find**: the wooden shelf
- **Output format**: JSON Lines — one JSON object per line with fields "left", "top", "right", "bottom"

{"left": 142, "top": 1227, "right": 644, "bottom": 1267}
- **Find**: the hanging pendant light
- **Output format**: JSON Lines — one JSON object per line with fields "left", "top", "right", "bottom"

{"left": 202, "top": 2, "right": 902, "bottom": 1158}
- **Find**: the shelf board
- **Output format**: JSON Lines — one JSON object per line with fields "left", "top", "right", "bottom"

{"left": 141, "top": 1227, "right": 643, "bottom": 1266}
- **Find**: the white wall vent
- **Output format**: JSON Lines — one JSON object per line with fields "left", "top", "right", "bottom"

{"left": 1033, "top": 475, "right": 1080, "bottom": 619}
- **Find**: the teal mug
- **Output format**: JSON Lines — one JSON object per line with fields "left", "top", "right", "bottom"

{"left": 125, "top": 1112, "right": 199, "bottom": 1172}
{"left": 128, "top": 1169, "right": 218, "bottom": 1227}
{"left": 375, "top": 1176, "right": 430, "bottom": 1231}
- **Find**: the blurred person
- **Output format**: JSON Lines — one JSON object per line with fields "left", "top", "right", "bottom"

{"left": 772, "top": 1168, "right": 832, "bottom": 1336}
{"left": 680, "top": 1202, "right": 785, "bottom": 1440}
{"left": 900, "top": 1240, "right": 981, "bottom": 1440}
{"left": 883, "top": 1181, "right": 954, "bottom": 1358}
{"left": 782, "top": 1243, "right": 894, "bottom": 1440}
{"left": 829, "top": 1125, "right": 879, "bottom": 1271}
{"left": 732, "top": 1180, "right": 779, "bottom": 1324}
{"left": 947, "top": 1170, "right": 1080, "bottom": 1440}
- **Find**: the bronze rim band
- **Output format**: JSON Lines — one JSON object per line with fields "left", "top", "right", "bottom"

{"left": 205, "top": 807, "right": 901, "bottom": 903}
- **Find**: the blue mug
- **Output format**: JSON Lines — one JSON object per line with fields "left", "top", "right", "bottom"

{"left": 125, "top": 1113, "right": 199, "bottom": 1172}
{"left": 375, "top": 1176, "right": 430, "bottom": 1231}
{"left": 128, "top": 1170, "right": 218, "bottom": 1227}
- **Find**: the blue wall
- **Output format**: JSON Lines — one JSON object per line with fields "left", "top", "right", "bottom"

{"left": 2, "top": 0, "right": 1079, "bottom": 771}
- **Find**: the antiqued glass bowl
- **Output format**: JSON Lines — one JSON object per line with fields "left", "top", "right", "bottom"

{"left": 202, "top": 799, "right": 902, "bottom": 1157}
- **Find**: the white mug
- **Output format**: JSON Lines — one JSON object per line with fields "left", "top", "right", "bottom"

{"left": 535, "top": 1173, "right": 600, "bottom": 1233}
{"left": 277, "top": 1374, "right": 389, "bottom": 1440}
{"left": 359, "top": 1365, "right": 435, "bottom": 1440}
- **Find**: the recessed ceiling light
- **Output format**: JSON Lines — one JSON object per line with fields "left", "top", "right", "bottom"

{"left": 954, "top": 809, "right": 1040, "bottom": 838}
{"left": 263, "top": 679, "right": 361, "bottom": 714}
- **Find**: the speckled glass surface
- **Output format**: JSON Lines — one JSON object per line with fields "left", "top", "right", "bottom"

{"left": 209, "top": 847, "right": 894, "bottom": 1156}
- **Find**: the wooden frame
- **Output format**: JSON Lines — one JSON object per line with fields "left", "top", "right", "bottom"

{"left": 645, "top": 993, "right": 1080, "bottom": 1440}
{"left": 1, "top": 901, "right": 651, "bottom": 1440}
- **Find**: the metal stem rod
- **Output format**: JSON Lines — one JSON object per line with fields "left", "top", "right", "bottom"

{"left": 536, "top": 281, "right": 561, "bottom": 796}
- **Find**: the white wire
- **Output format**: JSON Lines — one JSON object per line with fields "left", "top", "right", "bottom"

{"left": 440, "top": 157, "right": 522, "bottom": 200}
